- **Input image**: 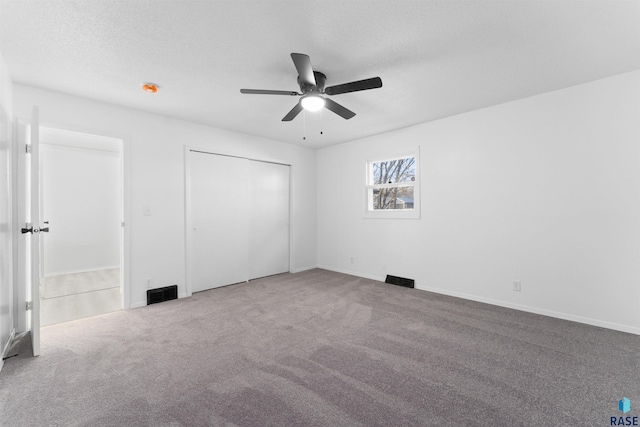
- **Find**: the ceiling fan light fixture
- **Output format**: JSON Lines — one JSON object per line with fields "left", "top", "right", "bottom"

{"left": 300, "top": 95, "right": 325, "bottom": 112}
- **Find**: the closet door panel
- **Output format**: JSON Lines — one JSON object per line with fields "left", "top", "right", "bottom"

{"left": 191, "top": 152, "right": 249, "bottom": 292}
{"left": 248, "top": 161, "right": 290, "bottom": 280}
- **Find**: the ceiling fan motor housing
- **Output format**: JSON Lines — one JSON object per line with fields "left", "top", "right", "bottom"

{"left": 299, "top": 71, "right": 326, "bottom": 94}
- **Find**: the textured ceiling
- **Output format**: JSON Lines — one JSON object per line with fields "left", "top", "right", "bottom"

{"left": 1, "top": 0, "right": 639, "bottom": 148}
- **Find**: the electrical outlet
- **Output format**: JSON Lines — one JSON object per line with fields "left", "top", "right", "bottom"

{"left": 513, "top": 280, "right": 521, "bottom": 292}
{"left": 146, "top": 278, "right": 152, "bottom": 289}
{"left": 382, "top": 263, "right": 387, "bottom": 271}
{"left": 350, "top": 257, "right": 354, "bottom": 264}
{"left": 143, "top": 205, "right": 152, "bottom": 216}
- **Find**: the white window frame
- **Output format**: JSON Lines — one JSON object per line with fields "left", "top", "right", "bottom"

{"left": 364, "top": 148, "right": 420, "bottom": 219}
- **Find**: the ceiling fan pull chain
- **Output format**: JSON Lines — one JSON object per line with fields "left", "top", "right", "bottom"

{"left": 303, "top": 109, "right": 306, "bottom": 140}
{"left": 320, "top": 109, "right": 324, "bottom": 135}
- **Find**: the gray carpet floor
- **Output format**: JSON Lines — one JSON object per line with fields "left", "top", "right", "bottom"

{"left": 1, "top": 269, "right": 639, "bottom": 426}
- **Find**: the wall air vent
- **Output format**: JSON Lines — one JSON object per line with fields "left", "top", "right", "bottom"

{"left": 146, "top": 285, "right": 178, "bottom": 305}
{"left": 385, "top": 275, "right": 415, "bottom": 289}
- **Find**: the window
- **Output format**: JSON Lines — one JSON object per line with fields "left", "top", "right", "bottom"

{"left": 365, "top": 150, "right": 420, "bottom": 219}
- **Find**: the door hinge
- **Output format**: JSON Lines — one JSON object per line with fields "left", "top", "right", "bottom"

{"left": 26, "top": 301, "right": 33, "bottom": 311}
{"left": 25, "top": 144, "right": 31, "bottom": 154}
{"left": 121, "top": 221, "right": 125, "bottom": 227}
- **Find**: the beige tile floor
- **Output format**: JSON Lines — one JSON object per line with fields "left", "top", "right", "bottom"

{"left": 41, "top": 268, "right": 122, "bottom": 326}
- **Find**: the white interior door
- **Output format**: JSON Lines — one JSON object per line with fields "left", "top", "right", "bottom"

{"left": 248, "top": 160, "right": 290, "bottom": 280}
{"left": 190, "top": 152, "right": 249, "bottom": 292}
{"left": 28, "top": 107, "right": 41, "bottom": 356}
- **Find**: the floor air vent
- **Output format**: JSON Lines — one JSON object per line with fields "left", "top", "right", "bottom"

{"left": 385, "top": 275, "right": 415, "bottom": 289}
{"left": 147, "top": 285, "right": 178, "bottom": 305}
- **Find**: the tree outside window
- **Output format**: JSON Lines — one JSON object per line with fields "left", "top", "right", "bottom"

{"left": 366, "top": 151, "right": 420, "bottom": 219}
{"left": 372, "top": 157, "right": 415, "bottom": 209}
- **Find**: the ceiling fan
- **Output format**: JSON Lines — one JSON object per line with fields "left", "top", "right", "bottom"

{"left": 240, "top": 53, "right": 383, "bottom": 121}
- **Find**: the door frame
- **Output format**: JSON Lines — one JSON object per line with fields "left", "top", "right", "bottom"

{"left": 15, "top": 122, "right": 131, "bottom": 336}
{"left": 184, "top": 145, "right": 294, "bottom": 297}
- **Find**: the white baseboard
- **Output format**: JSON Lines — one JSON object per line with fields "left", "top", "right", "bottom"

{"left": 130, "top": 292, "right": 188, "bottom": 309}
{"left": 416, "top": 284, "right": 640, "bottom": 336}
{"left": 2, "top": 328, "right": 16, "bottom": 358}
{"left": 290, "top": 265, "right": 319, "bottom": 274}
{"left": 0, "top": 328, "right": 17, "bottom": 373}
{"left": 316, "top": 265, "right": 384, "bottom": 283}
{"left": 129, "top": 300, "right": 147, "bottom": 309}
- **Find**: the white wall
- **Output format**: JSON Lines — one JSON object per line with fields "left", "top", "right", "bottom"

{"left": 13, "top": 84, "right": 317, "bottom": 308}
{"left": 41, "top": 142, "right": 121, "bottom": 275}
{"left": 0, "top": 51, "right": 14, "bottom": 368}
{"left": 12, "top": 71, "right": 638, "bottom": 334}
{"left": 318, "top": 70, "right": 640, "bottom": 334}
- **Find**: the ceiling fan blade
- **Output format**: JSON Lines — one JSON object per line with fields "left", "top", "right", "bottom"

{"left": 324, "top": 98, "right": 356, "bottom": 120}
{"left": 282, "top": 102, "right": 303, "bottom": 121}
{"left": 291, "top": 53, "right": 316, "bottom": 86}
{"left": 325, "top": 77, "right": 383, "bottom": 96}
{"left": 240, "top": 89, "right": 300, "bottom": 96}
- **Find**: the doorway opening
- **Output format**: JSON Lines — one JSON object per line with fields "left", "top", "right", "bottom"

{"left": 39, "top": 128, "right": 124, "bottom": 326}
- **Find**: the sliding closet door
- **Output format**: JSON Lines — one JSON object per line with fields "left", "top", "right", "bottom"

{"left": 189, "top": 151, "right": 290, "bottom": 293}
{"left": 248, "top": 161, "right": 290, "bottom": 280}
{"left": 190, "top": 152, "right": 249, "bottom": 292}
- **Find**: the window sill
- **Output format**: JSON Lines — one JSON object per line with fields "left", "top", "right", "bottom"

{"left": 364, "top": 209, "right": 420, "bottom": 219}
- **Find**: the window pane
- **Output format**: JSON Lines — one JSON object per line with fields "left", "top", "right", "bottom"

{"left": 373, "top": 157, "right": 416, "bottom": 184}
{"left": 372, "top": 186, "right": 414, "bottom": 210}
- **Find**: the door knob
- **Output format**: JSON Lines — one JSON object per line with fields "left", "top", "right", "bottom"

{"left": 22, "top": 221, "right": 50, "bottom": 234}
